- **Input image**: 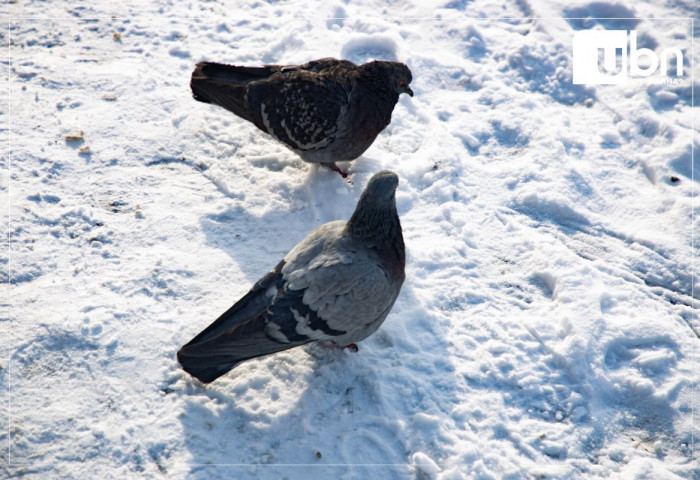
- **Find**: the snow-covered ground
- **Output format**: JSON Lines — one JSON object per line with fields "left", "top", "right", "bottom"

{"left": 3, "top": 0, "right": 698, "bottom": 478}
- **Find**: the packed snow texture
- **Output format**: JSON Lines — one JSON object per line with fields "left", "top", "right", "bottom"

{"left": 3, "top": 0, "right": 699, "bottom": 479}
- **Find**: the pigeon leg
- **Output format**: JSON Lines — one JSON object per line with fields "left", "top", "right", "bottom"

{"left": 330, "top": 341, "right": 359, "bottom": 352}
{"left": 324, "top": 163, "right": 349, "bottom": 179}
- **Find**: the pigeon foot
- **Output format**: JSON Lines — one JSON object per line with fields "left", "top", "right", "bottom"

{"left": 325, "top": 163, "right": 349, "bottom": 179}
{"left": 331, "top": 341, "right": 358, "bottom": 352}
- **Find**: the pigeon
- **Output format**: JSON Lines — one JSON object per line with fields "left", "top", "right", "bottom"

{"left": 177, "top": 170, "right": 405, "bottom": 383}
{"left": 190, "top": 58, "right": 413, "bottom": 176}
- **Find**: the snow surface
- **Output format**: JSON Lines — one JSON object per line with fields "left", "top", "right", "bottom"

{"left": 3, "top": 0, "right": 699, "bottom": 479}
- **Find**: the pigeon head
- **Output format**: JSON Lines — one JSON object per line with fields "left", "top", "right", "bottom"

{"left": 348, "top": 171, "right": 403, "bottom": 253}
{"left": 361, "top": 61, "right": 414, "bottom": 98}
{"left": 360, "top": 170, "right": 399, "bottom": 202}
{"left": 386, "top": 62, "right": 413, "bottom": 97}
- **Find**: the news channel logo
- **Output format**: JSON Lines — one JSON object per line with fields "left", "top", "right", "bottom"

{"left": 572, "top": 30, "right": 684, "bottom": 85}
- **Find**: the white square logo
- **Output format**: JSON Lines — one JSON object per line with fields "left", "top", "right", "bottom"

{"left": 573, "top": 30, "right": 627, "bottom": 85}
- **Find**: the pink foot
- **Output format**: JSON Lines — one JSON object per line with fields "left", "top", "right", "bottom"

{"left": 330, "top": 341, "right": 359, "bottom": 352}
{"left": 327, "top": 164, "right": 349, "bottom": 179}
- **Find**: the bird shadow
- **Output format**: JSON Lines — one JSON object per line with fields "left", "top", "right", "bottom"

{"left": 195, "top": 163, "right": 382, "bottom": 282}
{"left": 173, "top": 283, "right": 463, "bottom": 479}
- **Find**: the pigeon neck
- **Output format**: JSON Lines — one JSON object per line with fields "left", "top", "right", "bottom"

{"left": 348, "top": 200, "right": 404, "bottom": 265}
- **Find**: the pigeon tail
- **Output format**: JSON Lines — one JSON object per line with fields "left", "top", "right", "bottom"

{"left": 190, "top": 62, "right": 278, "bottom": 122}
{"left": 177, "top": 312, "right": 312, "bottom": 383}
{"left": 176, "top": 313, "right": 267, "bottom": 383}
{"left": 175, "top": 353, "right": 244, "bottom": 384}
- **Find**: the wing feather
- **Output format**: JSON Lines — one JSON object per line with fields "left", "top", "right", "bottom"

{"left": 247, "top": 74, "right": 350, "bottom": 151}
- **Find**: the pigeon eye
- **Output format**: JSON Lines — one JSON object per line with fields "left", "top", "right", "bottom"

{"left": 398, "top": 79, "right": 406, "bottom": 86}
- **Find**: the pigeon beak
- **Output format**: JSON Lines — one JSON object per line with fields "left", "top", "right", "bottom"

{"left": 405, "top": 86, "right": 414, "bottom": 97}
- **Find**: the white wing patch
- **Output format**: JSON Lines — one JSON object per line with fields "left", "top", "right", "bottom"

{"left": 291, "top": 308, "right": 334, "bottom": 341}
{"left": 265, "top": 321, "right": 290, "bottom": 343}
{"left": 265, "top": 284, "right": 278, "bottom": 299}
{"left": 260, "top": 103, "right": 273, "bottom": 134}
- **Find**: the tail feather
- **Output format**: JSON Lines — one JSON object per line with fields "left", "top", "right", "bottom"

{"left": 193, "top": 61, "right": 280, "bottom": 84}
{"left": 177, "top": 314, "right": 269, "bottom": 383}
{"left": 190, "top": 61, "right": 278, "bottom": 122}
{"left": 177, "top": 262, "right": 290, "bottom": 383}
{"left": 176, "top": 347, "right": 248, "bottom": 383}
{"left": 177, "top": 314, "right": 311, "bottom": 383}
{"left": 175, "top": 356, "right": 243, "bottom": 384}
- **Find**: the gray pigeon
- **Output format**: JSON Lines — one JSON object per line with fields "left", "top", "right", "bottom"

{"left": 190, "top": 58, "right": 413, "bottom": 176}
{"left": 177, "top": 170, "right": 405, "bottom": 383}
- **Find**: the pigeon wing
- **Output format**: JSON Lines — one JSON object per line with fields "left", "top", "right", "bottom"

{"left": 181, "top": 261, "right": 284, "bottom": 346}
{"left": 294, "top": 58, "right": 357, "bottom": 73}
{"left": 271, "top": 233, "right": 398, "bottom": 344}
{"left": 247, "top": 73, "right": 351, "bottom": 152}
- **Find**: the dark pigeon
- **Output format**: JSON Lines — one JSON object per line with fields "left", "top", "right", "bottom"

{"left": 190, "top": 58, "right": 413, "bottom": 176}
{"left": 177, "top": 170, "right": 405, "bottom": 383}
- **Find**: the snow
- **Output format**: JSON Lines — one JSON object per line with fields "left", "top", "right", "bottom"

{"left": 3, "top": 0, "right": 698, "bottom": 479}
